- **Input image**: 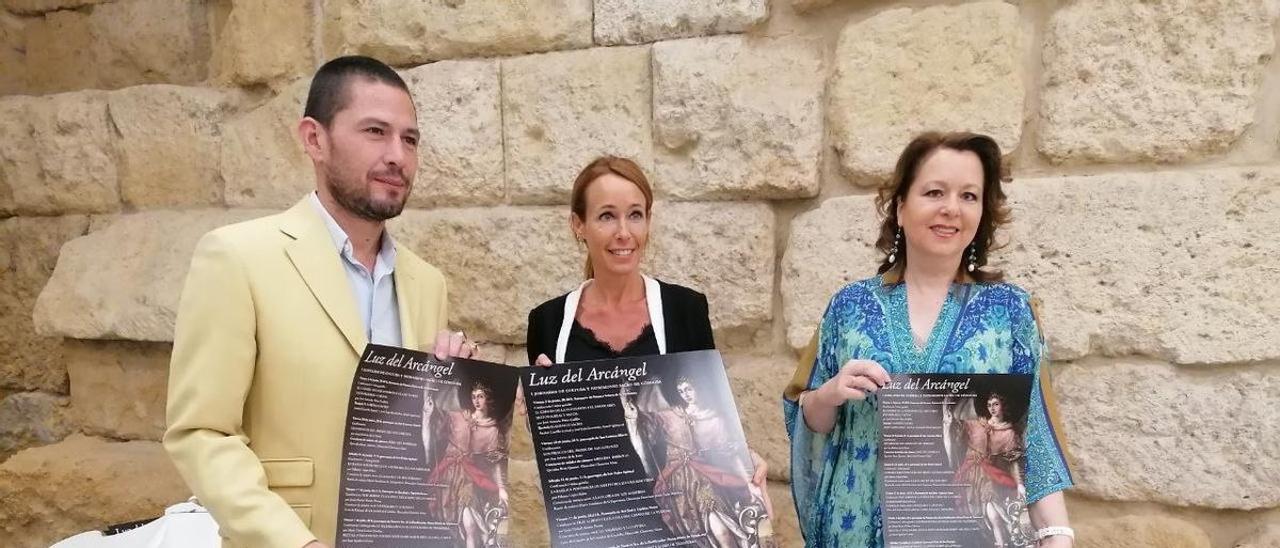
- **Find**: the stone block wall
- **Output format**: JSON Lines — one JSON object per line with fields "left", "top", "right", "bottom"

{"left": 1, "top": 0, "right": 1278, "bottom": 546}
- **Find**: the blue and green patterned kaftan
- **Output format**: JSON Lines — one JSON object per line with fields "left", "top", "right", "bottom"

{"left": 782, "top": 275, "right": 1074, "bottom": 547}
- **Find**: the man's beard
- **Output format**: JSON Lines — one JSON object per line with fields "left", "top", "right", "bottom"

{"left": 324, "top": 164, "right": 409, "bottom": 221}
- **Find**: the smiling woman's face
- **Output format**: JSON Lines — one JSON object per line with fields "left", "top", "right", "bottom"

{"left": 896, "top": 148, "right": 984, "bottom": 270}
{"left": 572, "top": 173, "right": 650, "bottom": 279}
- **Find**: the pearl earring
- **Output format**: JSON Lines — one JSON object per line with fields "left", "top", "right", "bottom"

{"left": 889, "top": 227, "right": 902, "bottom": 264}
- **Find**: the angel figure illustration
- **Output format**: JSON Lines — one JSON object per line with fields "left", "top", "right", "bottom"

{"left": 422, "top": 380, "right": 511, "bottom": 548}
{"left": 943, "top": 392, "right": 1035, "bottom": 548}
{"left": 621, "top": 376, "right": 770, "bottom": 548}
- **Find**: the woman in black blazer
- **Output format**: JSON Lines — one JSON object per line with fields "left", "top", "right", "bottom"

{"left": 525, "top": 156, "right": 716, "bottom": 365}
{"left": 522, "top": 156, "right": 772, "bottom": 527}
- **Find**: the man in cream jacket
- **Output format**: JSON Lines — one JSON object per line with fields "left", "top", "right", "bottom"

{"left": 164, "top": 56, "right": 475, "bottom": 548}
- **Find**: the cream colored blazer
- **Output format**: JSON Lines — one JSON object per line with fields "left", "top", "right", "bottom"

{"left": 164, "top": 197, "right": 448, "bottom": 547}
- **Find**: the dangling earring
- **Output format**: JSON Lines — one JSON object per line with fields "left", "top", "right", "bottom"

{"left": 888, "top": 227, "right": 902, "bottom": 263}
{"left": 967, "top": 243, "right": 977, "bottom": 273}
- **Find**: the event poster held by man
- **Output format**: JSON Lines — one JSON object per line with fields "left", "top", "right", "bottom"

{"left": 163, "top": 56, "right": 477, "bottom": 548}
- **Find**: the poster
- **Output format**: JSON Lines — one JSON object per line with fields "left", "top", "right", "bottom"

{"left": 336, "top": 344, "right": 521, "bottom": 547}
{"left": 878, "top": 373, "right": 1035, "bottom": 548}
{"left": 521, "top": 350, "right": 774, "bottom": 548}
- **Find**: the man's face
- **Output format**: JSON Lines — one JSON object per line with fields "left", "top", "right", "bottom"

{"left": 317, "top": 79, "right": 419, "bottom": 221}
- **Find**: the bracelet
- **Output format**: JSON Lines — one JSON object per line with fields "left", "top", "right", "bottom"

{"left": 1036, "top": 526, "right": 1075, "bottom": 541}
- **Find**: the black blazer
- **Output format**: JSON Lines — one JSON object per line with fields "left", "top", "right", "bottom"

{"left": 526, "top": 279, "right": 716, "bottom": 364}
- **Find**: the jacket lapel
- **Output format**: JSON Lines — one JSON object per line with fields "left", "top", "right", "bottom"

{"left": 394, "top": 247, "right": 420, "bottom": 351}
{"left": 279, "top": 198, "right": 368, "bottom": 355}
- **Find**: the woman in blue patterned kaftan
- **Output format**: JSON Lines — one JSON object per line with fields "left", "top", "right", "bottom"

{"left": 783, "top": 133, "right": 1076, "bottom": 548}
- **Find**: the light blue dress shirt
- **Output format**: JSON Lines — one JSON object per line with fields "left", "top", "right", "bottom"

{"left": 308, "top": 192, "right": 402, "bottom": 347}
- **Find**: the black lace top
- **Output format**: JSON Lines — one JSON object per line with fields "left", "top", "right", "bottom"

{"left": 566, "top": 320, "right": 659, "bottom": 361}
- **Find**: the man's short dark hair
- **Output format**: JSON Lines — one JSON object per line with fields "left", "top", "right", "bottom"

{"left": 303, "top": 56, "right": 411, "bottom": 127}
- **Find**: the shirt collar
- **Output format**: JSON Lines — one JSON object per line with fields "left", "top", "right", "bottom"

{"left": 308, "top": 192, "right": 397, "bottom": 274}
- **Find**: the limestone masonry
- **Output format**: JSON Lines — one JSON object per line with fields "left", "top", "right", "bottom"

{"left": 1, "top": 0, "right": 1278, "bottom": 546}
